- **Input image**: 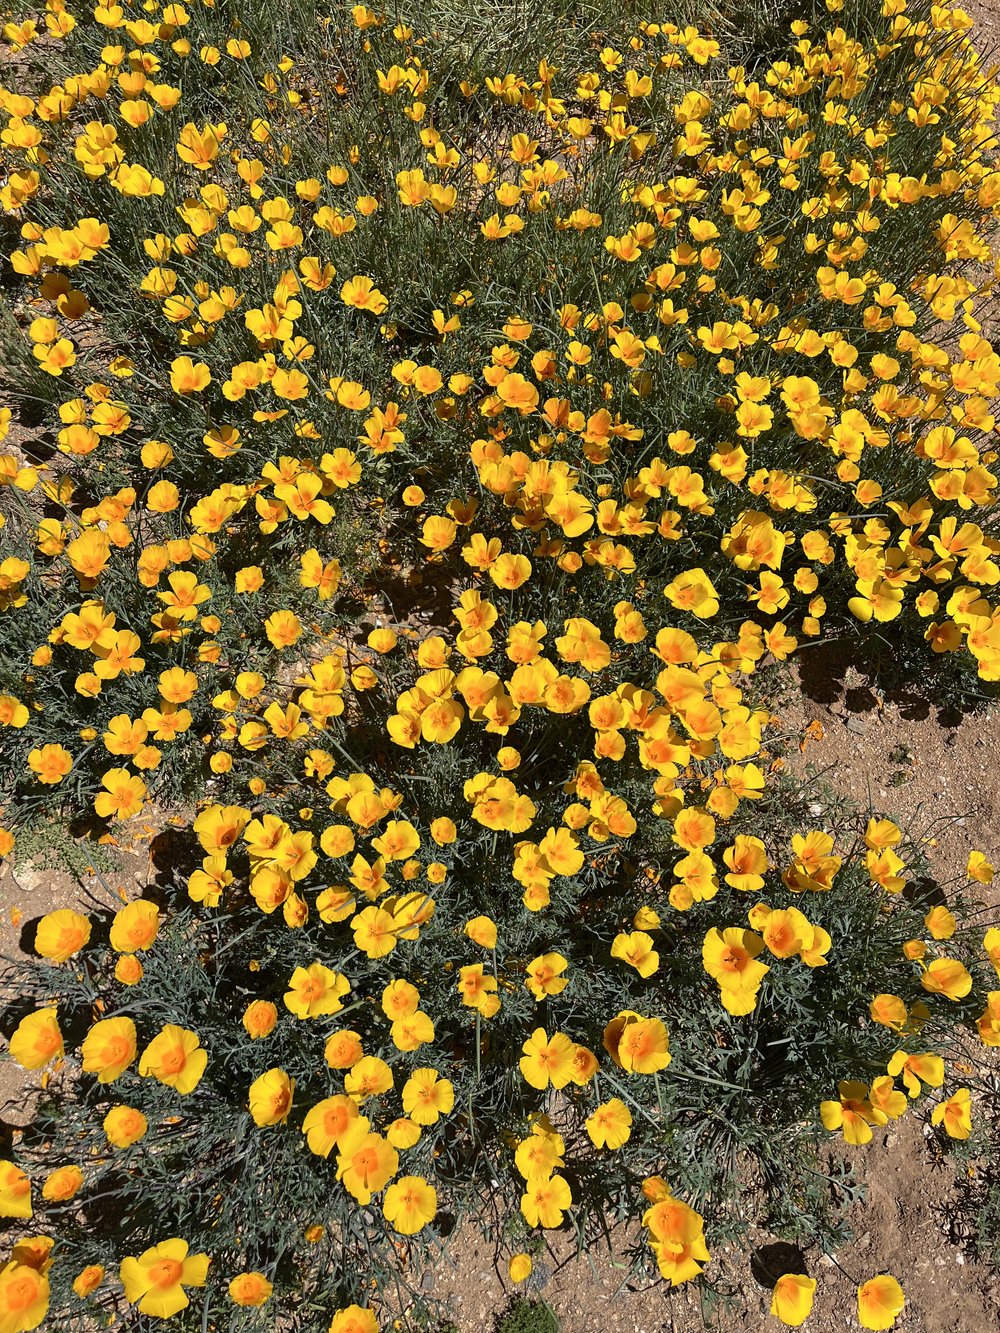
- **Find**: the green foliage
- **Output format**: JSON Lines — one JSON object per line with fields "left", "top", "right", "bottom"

{"left": 2, "top": 816, "right": 121, "bottom": 883}
{"left": 497, "top": 1297, "right": 560, "bottom": 1333}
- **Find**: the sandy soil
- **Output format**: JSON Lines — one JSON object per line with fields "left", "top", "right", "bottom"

{"left": 0, "top": 847, "right": 152, "bottom": 1128}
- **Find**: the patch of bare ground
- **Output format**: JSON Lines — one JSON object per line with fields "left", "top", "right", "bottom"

{"left": 0, "top": 831, "right": 158, "bottom": 1130}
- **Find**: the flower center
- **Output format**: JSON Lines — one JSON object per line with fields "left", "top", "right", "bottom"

{"left": 7, "top": 1274, "right": 39, "bottom": 1312}
{"left": 148, "top": 1258, "right": 184, "bottom": 1291}
{"left": 160, "top": 1047, "right": 186, "bottom": 1075}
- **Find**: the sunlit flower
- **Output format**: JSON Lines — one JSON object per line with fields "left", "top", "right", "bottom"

{"left": 103, "top": 1105, "right": 148, "bottom": 1149}
{"left": 8, "top": 1008, "right": 63, "bottom": 1071}
{"left": 138, "top": 1025, "right": 207, "bottom": 1095}
{"left": 857, "top": 1275, "right": 905, "bottom": 1331}
{"left": 249, "top": 1068, "right": 295, "bottom": 1126}
{"left": 81, "top": 1016, "right": 137, "bottom": 1082}
{"left": 335, "top": 1123, "right": 398, "bottom": 1204}
{"left": 0, "top": 1261, "right": 49, "bottom": 1332}
{"left": 109, "top": 900, "right": 160, "bottom": 952}
{"left": 643, "top": 1193, "right": 710, "bottom": 1286}
{"left": 519, "top": 1028, "right": 576, "bottom": 1089}
{"left": 120, "top": 1239, "right": 210, "bottom": 1319}
{"left": 284, "top": 963, "right": 350, "bottom": 1019}
{"left": 931, "top": 1087, "right": 972, "bottom": 1140}
{"left": 0, "top": 1161, "right": 32, "bottom": 1219}
{"left": 34, "top": 910, "right": 90, "bottom": 963}
{"left": 328, "top": 1306, "right": 379, "bottom": 1333}
{"left": 770, "top": 1273, "right": 816, "bottom": 1327}
{"left": 382, "top": 1175, "right": 436, "bottom": 1234}
{"left": 228, "top": 1272, "right": 273, "bottom": 1307}
{"left": 585, "top": 1097, "right": 632, "bottom": 1149}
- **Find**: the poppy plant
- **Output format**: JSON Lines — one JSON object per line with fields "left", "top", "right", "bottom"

{"left": 382, "top": 1175, "right": 437, "bottom": 1235}
{"left": 284, "top": 962, "right": 351, "bottom": 1018}
{"left": 328, "top": 1307, "right": 379, "bottom": 1333}
{"left": 335, "top": 1123, "right": 399, "bottom": 1205}
{"left": 702, "top": 927, "right": 770, "bottom": 1015}
{"left": 80, "top": 1016, "right": 137, "bottom": 1083}
{"left": 138, "top": 1026, "right": 208, "bottom": 1095}
{"left": 642, "top": 1193, "right": 711, "bottom": 1286}
{"left": 0, "top": 1162, "right": 32, "bottom": 1220}
{"left": 8, "top": 1008, "right": 63, "bottom": 1071}
{"left": 33, "top": 910, "right": 91, "bottom": 963}
{"left": 857, "top": 1275, "right": 906, "bottom": 1331}
{"left": 770, "top": 1273, "right": 816, "bottom": 1327}
{"left": 248, "top": 1068, "right": 295, "bottom": 1126}
{"left": 0, "top": 1262, "right": 49, "bottom": 1333}
{"left": 119, "top": 1239, "right": 210, "bottom": 1319}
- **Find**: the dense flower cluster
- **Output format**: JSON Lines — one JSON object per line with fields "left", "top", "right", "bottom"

{"left": 1, "top": 0, "right": 999, "bottom": 1328}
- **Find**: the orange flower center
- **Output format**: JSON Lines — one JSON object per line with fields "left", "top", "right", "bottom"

{"left": 324, "top": 1108, "right": 350, "bottom": 1136}
{"left": 160, "top": 1047, "right": 186, "bottom": 1075}
{"left": 6, "top": 1273, "right": 39, "bottom": 1313}
{"left": 353, "top": 1145, "right": 381, "bottom": 1182}
{"left": 148, "top": 1258, "right": 184, "bottom": 1291}
{"left": 623, "top": 1030, "right": 653, "bottom": 1060}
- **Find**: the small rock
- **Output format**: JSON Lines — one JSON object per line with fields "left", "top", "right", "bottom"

{"left": 6, "top": 862, "right": 48, "bottom": 894}
{"left": 845, "top": 716, "right": 870, "bottom": 735}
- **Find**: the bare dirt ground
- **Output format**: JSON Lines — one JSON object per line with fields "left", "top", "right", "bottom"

{"left": 0, "top": 845, "right": 152, "bottom": 1129}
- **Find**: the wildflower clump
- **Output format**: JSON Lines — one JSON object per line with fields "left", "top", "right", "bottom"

{"left": 1, "top": 0, "right": 999, "bottom": 1327}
